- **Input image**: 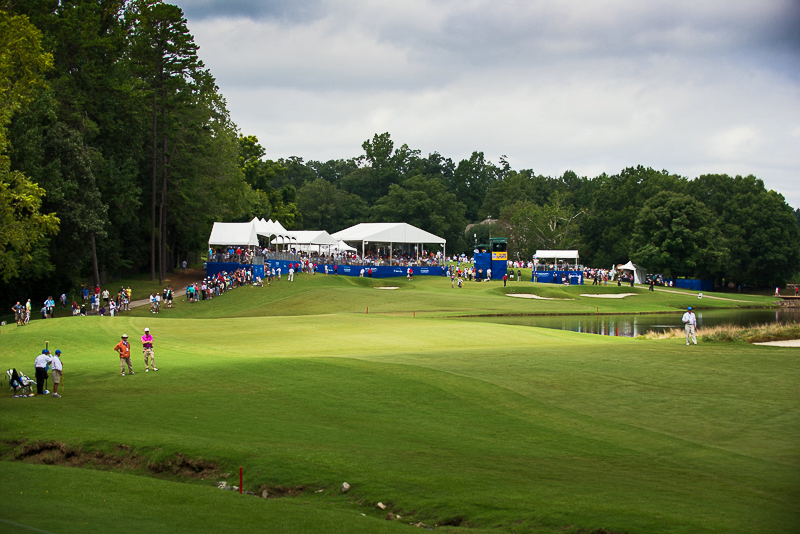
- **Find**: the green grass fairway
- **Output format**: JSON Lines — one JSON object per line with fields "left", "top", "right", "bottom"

{"left": 0, "top": 276, "right": 797, "bottom": 533}
{"left": 124, "top": 271, "right": 775, "bottom": 319}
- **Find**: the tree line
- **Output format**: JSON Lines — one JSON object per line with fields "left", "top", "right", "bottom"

{"left": 2, "top": 1, "right": 799, "bottom": 309}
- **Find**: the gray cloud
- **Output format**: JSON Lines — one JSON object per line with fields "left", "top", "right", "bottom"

{"left": 179, "top": 0, "right": 800, "bottom": 207}
{"left": 178, "top": 0, "right": 324, "bottom": 22}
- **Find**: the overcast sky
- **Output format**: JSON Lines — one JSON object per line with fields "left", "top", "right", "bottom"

{"left": 177, "top": 0, "right": 800, "bottom": 208}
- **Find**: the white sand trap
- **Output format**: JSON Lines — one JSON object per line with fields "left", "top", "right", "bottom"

{"left": 752, "top": 339, "right": 800, "bottom": 347}
{"left": 375, "top": 286, "right": 400, "bottom": 290}
{"left": 580, "top": 293, "right": 637, "bottom": 299}
{"left": 507, "top": 294, "right": 572, "bottom": 300}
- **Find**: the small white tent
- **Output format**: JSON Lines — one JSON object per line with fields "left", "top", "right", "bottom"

{"left": 208, "top": 222, "right": 259, "bottom": 247}
{"left": 617, "top": 261, "right": 646, "bottom": 284}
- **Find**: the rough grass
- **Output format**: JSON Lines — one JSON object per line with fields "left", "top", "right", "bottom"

{"left": 0, "top": 279, "right": 797, "bottom": 534}
{"left": 639, "top": 321, "right": 800, "bottom": 342}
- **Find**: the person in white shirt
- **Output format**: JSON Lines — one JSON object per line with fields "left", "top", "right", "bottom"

{"left": 682, "top": 306, "right": 698, "bottom": 346}
{"left": 51, "top": 350, "right": 63, "bottom": 397}
{"left": 288, "top": 267, "right": 294, "bottom": 281}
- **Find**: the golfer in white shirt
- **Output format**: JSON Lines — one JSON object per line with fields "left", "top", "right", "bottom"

{"left": 682, "top": 306, "right": 698, "bottom": 345}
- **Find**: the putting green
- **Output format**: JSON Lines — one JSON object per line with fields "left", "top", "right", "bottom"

{"left": 0, "top": 277, "right": 796, "bottom": 534}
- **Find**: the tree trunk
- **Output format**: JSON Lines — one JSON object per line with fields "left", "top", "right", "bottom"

{"left": 151, "top": 84, "right": 158, "bottom": 281}
{"left": 160, "top": 112, "right": 168, "bottom": 283}
{"left": 90, "top": 232, "right": 101, "bottom": 287}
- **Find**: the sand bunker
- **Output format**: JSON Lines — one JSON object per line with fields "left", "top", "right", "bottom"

{"left": 507, "top": 294, "right": 570, "bottom": 300}
{"left": 752, "top": 339, "right": 800, "bottom": 347}
{"left": 580, "top": 293, "right": 637, "bottom": 299}
{"left": 375, "top": 286, "right": 399, "bottom": 290}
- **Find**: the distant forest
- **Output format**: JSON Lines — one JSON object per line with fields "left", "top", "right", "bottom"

{"left": 2, "top": 1, "right": 799, "bottom": 307}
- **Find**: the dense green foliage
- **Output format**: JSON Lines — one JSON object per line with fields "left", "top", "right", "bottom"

{"left": 1, "top": 1, "right": 798, "bottom": 308}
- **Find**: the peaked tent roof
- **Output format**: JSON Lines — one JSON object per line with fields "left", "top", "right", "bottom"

{"left": 208, "top": 222, "right": 259, "bottom": 247}
{"left": 534, "top": 249, "right": 580, "bottom": 260}
{"left": 273, "top": 230, "right": 338, "bottom": 246}
{"left": 256, "top": 218, "right": 292, "bottom": 238}
{"left": 332, "top": 223, "right": 445, "bottom": 244}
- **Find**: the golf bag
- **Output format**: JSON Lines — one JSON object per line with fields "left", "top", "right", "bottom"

{"left": 6, "top": 368, "right": 35, "bottom": 396}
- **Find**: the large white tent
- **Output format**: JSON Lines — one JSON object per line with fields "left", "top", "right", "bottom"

{"left": 332, "top": 222, "right": 446, "bottom": 260}
{"left": 208, "top": 222, "right": 259, "bottom": 247}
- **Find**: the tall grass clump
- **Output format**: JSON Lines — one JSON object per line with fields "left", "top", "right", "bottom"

{"left": 638, "top": 322, "right": 800, "bottom": 342}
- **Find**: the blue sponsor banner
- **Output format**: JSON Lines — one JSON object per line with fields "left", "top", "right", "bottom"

{"left": 325, "top": 265, "right": 443, "bottom": 278}
{"left": 206, "top": 262, "right": 265, "bottom": 279}
{"left": 673, "top": 278, "right": 713, "bottom": 292}
{"left": 531, "top": 270, "right": 583, "bottom": 285}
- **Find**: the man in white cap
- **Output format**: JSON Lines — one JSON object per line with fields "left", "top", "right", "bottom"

{"left": 141, "top": 327, "right": 157, "bottom": 372}
{"left": 681, "top": 306, "right": 697, "bottom": 346}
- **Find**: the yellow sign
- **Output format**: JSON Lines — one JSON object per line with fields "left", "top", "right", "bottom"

{"left": 491, "top": 252, "right": 507, "bottom": 260}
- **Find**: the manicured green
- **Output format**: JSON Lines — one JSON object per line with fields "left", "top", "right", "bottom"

{"left": 0, "top": 276, "right": 796, "bottom": 534}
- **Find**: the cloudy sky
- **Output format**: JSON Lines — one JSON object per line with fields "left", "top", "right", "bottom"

{"left": 178, "top": 0, "right": 800, "bottom": 208}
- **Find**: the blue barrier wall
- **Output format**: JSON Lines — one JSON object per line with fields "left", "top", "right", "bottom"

{"left": 324, "top": 264, "right": 444, "bottom": 278}
{"left": 673, "top": 278, "right": 714, "bottom": 292}
{"left": 531, "top": 270, "right": 584, "bottom": 285}
{"left": 209, "top": 261, "right": 444, "bottom": 279}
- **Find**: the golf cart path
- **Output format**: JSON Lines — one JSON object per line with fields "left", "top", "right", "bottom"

{"left": 652, "top": 288, "right": 749, "bottom": 302}
{"left": 128, "top": 269, "right": 206, "bottom": 308}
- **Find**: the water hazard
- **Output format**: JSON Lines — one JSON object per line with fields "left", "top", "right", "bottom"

{"left": 452, "top": 308, "right": 800, "bottom": 337}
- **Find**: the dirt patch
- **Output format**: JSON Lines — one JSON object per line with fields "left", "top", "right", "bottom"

{"left": 5, "top": 440, "right": 218, "bottom": 479}
{"left": 259, "top": 484, "right": 307, "bottom": 498}
{"left": 438, "top": 517, "right": 465, "bottom": 526}
{"left": 148, "top": 453, "right": 218, "bottom": 477}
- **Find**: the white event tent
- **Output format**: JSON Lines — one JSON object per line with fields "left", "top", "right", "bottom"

{"left": 616, "top": 261, "right": 646, "bottom": 284}
{"left": 251, "top": 217, "right": 296, "bottom": 248}
{"left": 534, "top": 250, "right": 580, "bottom": 267}
{"left": 332, "top": 222, "right": 446, "bottom": 260}
{"left": 271, "top": 230, "right": 338, "bottom": 254}
{"left": 208, "top": 222, "right": 259, "bottom": 247}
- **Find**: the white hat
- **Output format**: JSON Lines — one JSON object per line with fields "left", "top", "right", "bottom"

{"left": 144, "top": 327, "right": 150, "bottom": 332}
{"left": 122, "top": 334, "right": 128, "bottom": 338}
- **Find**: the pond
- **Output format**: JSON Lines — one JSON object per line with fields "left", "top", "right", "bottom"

{"left": 451, "top": 308, "right": 800, "bottom": 337}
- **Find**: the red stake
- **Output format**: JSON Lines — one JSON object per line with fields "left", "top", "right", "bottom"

{"left": 366, "top": 306, "right": 368, "bottom": 315}
{"left": 239, "top": 466, "right": 243, "bottom": 494}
